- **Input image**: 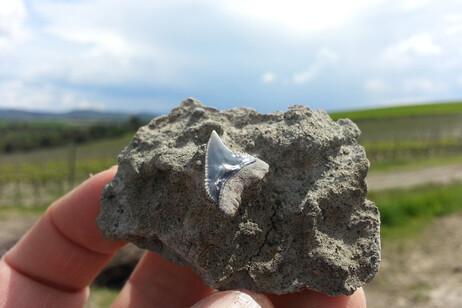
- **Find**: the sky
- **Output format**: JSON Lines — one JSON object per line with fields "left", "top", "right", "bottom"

{"left": 1, "top": 0, "right": 462, "bottom": 114}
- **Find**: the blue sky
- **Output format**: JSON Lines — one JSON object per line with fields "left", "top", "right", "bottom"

{"left": 1, "top": 0, "right": 462, "bottom": 114}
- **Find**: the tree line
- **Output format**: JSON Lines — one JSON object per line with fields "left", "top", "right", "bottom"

{"left": 0, "top": 116, "right": 144, "bottom": 154}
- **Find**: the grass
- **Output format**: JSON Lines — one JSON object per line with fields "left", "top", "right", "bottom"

{"left": 0, "top": 204, "right": 49, "bottom": 214}
{"left": 0, "top": 133, "right": 133, "bottom": 164}
{"left": 0, "top": 158, "right": 116, "bottom": 182}
{"left": 329, "top": 102, "right": 462, "bottom": 171}
{"left": 369, "top": 153, "right": 462, "bottom": 173}
{"left": 0, "top": 133, "right": 133, "bottom": 183}
{"left": 370, "top": 182, "right": 462, "bottom": 240}
{"left": 86, "top": 287, "right": 119, "bottom": 308}
{"left": 0, "top": 205, "right": 48, "bottom": 219}
{"left": 330, "top": 101, "right": 462, "bottom": 120}
{"left": 330, "top": 102, "right": 462, "bottom": 172}
{"left": 0, "top": 134, "right": 132, "bottom": 207}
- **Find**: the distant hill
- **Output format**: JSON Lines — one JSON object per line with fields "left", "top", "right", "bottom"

{"left": 0, "top": 108, "right": 158, "bottom": 123}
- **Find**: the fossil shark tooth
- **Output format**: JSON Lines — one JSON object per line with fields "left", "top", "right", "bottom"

{"left": 205, "top": 130, "right": 269, "bottom": 216}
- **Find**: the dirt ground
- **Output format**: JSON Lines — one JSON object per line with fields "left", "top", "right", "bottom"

{"left": 368, "top": 163, "right": 462, "bottom": 191}
{"left": 1, "top": 164, "right": 461, "bottom": 306}
{"left": 365, "top": 163, "right": 462, "bottom": 307}
{"left": 366, "top": 212, "right": 462, "bottom": 308}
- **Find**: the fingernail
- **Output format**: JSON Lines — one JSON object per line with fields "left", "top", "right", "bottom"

{"left": 191, "top": 291, "right": 263, "bottom": 308}
{"left": 232, "top": 291, "right": 262, "bottom": 308}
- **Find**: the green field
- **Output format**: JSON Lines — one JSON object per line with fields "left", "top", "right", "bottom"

{"left": 369, "top": 182, "right": 462, "bottom": 239}
{"left": 330, "top": 101, "right": 462, "bottom": 120}
{"left": 0, "top": 134, "right": 133, "bottom": 207}
{"left": 331, "top": 102, "right": 462, "bottom": 172}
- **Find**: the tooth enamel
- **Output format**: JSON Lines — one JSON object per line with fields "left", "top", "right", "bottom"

{"left": 205, "top": 130, "right": 268, "bottom": 216}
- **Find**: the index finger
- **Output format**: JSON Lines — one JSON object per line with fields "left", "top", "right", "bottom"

{"left": 1, "top": 167, "right": 125, "bottom": 306}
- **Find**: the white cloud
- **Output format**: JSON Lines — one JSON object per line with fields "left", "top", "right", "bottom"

{"left": 401, "top": 0, "right": 435, "bottom": 10}
{"left": 222, "top": 0, "right": 384, "bottom": 33}
{"left": 261, "top": 72, "right": 277, "bottom": 83}
{"left": 445, "top": 14, "right": 462, "bottom": 36}
{"left": 76, "top": 100, "right": 106, "bottom": 111}
{"left": 403, "top": 78, "right": 446, "bottom": 93}
{"left": 381, "top": 34, "right": 442, "bottom": 68}
{"left": 0, "top": 81, "right": 54, "bottom": 110}
{"left": 48, "top": 28, "right": 134, "bottom": 60}
{"left": 24, "top": 0, "right": 200, "bottom": 88}
{"left": 446, "top": 24, "right": 462, "bottom": 36}
{"left": 292, "top": 67, "right": 320, "bottom": 84}
{"left": 0, "top": 0, "right": 29, "bottom": 52}
{"left": 393, "top": 34, "right": 441, "bottom": 56}
{"left": 365, "top": 79, "right": 388, "bottom": 92}
{"left": 317, "top": 47, "right": 339, "bottom": 63}
{"left": 2, "top": 0, "right": 462, "bottom": 113}
{"left": 59, "top": 92, "right": 105, "bottom": 111}
{"left": 292, "top": 48, "right": 338, "bottom": 84}
{"left": 0, "top": 80, "right": 106, "bottom": 111}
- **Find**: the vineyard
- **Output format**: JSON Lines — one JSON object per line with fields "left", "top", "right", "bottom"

{"left": 1, "top": 102, "right": 462, "bottom": 208}
{"left": 0, "top": 135, "right": 132, "bottom": 207}
{"left": 354, "top": 113, "right": 462, "bottom": 170}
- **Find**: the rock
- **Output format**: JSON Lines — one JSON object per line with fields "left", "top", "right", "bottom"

{"left": 97, "top": 98, "right": 381, "bottom": 296}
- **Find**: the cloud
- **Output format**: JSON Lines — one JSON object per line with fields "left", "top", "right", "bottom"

{"left": 403, "top": 78, "right": 446, "bottom": 93}
{"left": 0, "top": 81, "right": 56, "bottom": 110}
{"left": 445, "top": 14, "right": 462, "bottom": 36}
{"left": 0, "top": 0, "right": 29, "bottom": 52}
{"left": 365, "top": 79, "right": 388, "bottom": 92}
{"left": 292, "top": 66, "right": 321, "bottom": 84}
{"left": 317, "top": 47, "right": 339, "bottom": 63}
{"left": 391, "top": 34, "right": 441, "bottom": 56}
{"left": 292, "top": 48, "right": 338, "bottom": 84}
{"left": 76, "top": 100, "right": 106, "bottom": 111}
{"left": 25, "top": 0, "right": 200, "bottom": 88}
{"left": 2, "top": 0, "right": 462, "bottom": 114}
{"left": 48, "top": 28, "right": 134, "bottom": 60}
{"left": 261, "top": 72, "right": 277, "bottom": 83}
{"left": 0, "top": 80, "right": 106, "bottom": 111}
{"left": 380, "top": 34, "right": 442, "bottom": 69}
{"left": 222, "top": 0, "right": 384, "bottom": 33}
{"left": 401, "top": 0, "right": 435, "bottom": 10}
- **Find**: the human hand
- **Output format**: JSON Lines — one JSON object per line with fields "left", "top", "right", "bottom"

{"left": 0, "top": 167, "right": 366, "bottom": 308}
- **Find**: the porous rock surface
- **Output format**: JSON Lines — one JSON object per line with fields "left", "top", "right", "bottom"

{"left": 97, "top": 98, "right": 381, "bottom": 296}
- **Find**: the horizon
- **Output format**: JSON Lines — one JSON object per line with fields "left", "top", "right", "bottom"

{"left": 2, "top": 99, "right": 461, "bottom": 117}
{"left": 1, "top": 1, "right": 462, "bottom": 114}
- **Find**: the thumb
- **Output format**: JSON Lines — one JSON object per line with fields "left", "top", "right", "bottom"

{"left": 191, "top": 290, "right": 274, "bottom": 308}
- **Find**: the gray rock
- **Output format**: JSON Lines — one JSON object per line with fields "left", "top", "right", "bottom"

{"left": 97, "top": 98, "right": 381, "bottom": 296}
